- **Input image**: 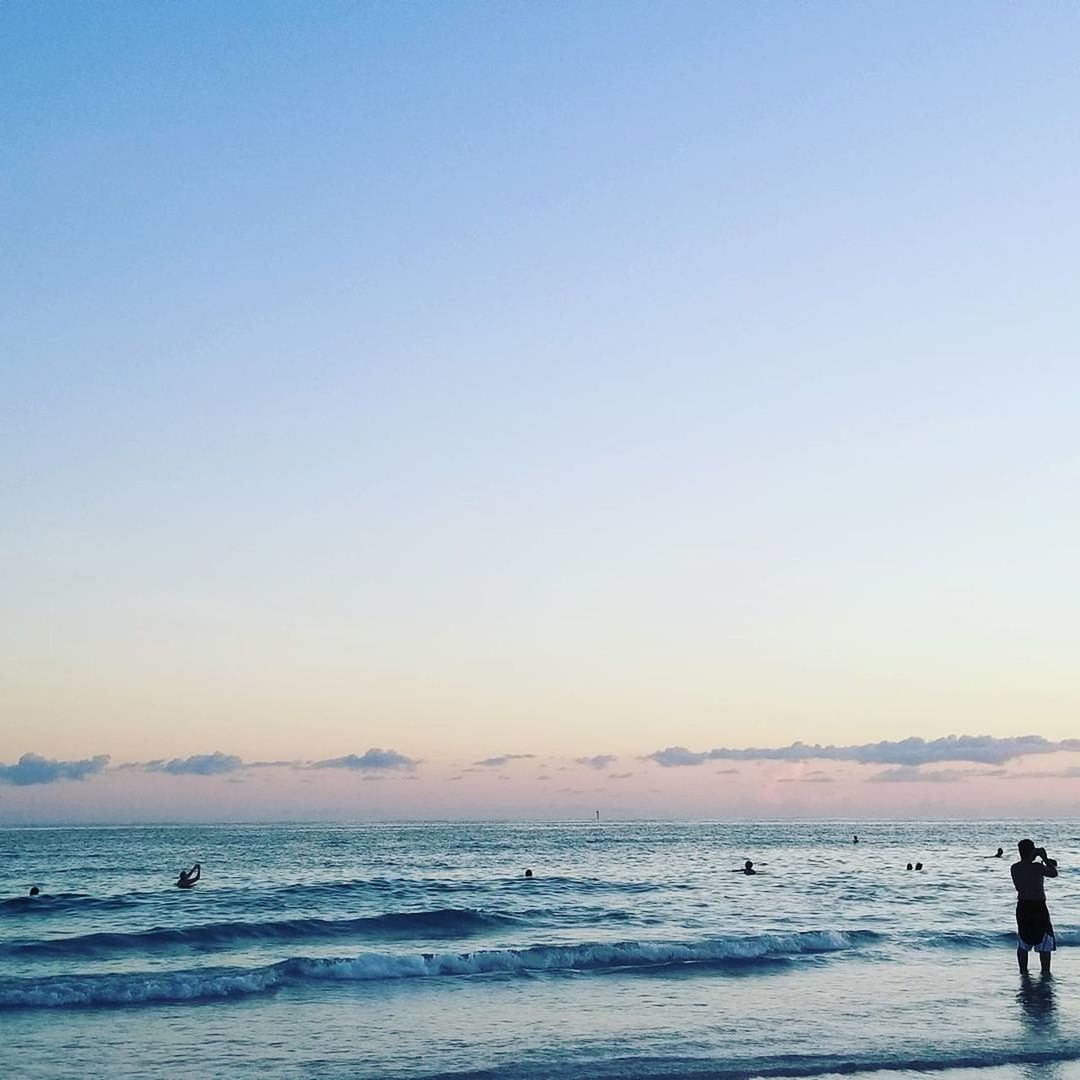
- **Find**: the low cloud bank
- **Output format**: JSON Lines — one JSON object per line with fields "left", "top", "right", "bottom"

{"left": 1000, "top": 766, "right": 1080, "bottom": 781}
{"left": 5, "top": 733, "right": 1077, "bottom": 790}
{"left": 145, "top": 752, "right": 244, "bottom": 776}
{"left": 310, "top": 749, "right": 418, "bottom": 771}
{"left": 867, "top": 765, "right": 979, "bottom": 784}
{"left": 576, "top": 755, "right": 617, "bottom": 770}
{"left": 0, "top": 753, "right": 110, "bottom": 786}
{"left": 473, "top": 754, "right": 535, "bottom": 767}
{"left": 646, "top": 735, "right": 1080, "bottom": 769}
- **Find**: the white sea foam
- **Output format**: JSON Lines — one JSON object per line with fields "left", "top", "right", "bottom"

{"left": 0, "top": 931, "right": 856, "bottom": 1008}
{"left": 0, "top": 966, "right": 286, "bottom": 1009}
{"left": 295, "top": 930, "right": 855, "bottom": 981}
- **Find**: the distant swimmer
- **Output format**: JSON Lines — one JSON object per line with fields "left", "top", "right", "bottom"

{"left": 906, "top": 863, "right": 913, "bottom": 871}
{"left": 1012, "top": 839, "right": 1058, "bottom": 974}
{"left": 524, "top": 869, "right": 533, "bottom": 879}
{"left": 915, "top": 862, "right": 923, "bottom": 871}
{"left": 29, "top": 886, "right": 40, "bottom": 896}
{"left": 991, "top": 847, "right": 1005, "bottom": 858}
{"left": 176, "top": 863, "right": 201, "bottom": 889}
{"left": 730, "top": 860, "right": 757, "bottom": 875}
{"left": 853, "top": 834, "right": 859, "bottom": 844}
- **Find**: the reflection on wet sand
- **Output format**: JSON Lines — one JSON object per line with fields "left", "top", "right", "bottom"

{"left": 1017, "top": 973, "right": 1060, "bottom": 1080}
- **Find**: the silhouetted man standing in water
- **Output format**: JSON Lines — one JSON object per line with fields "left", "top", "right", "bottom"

{"left": 1011, "top": 840, "right": 1057, "bottom": 974}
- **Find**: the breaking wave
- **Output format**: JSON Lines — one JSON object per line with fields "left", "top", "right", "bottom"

{"left": 0, "top": 929, "right": 862, "bottom": 1009}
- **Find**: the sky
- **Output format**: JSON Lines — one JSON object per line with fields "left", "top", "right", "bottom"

{"left": 2, "top": 3, "right": 1079, "bottom": 822}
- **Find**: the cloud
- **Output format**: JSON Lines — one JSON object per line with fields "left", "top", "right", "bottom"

{"left": 610, "top": 772, "right": 634, "bottom": 780}
{"left": 999, "top": 767, "right": 1080, "bottom": 781}
{"left": 311, "top": 748, "right": 418, "bottom": 772}
{"left": 778, "top": 768, "right": 835, "bottom": 784}
{"left": 0, "top": 753, "right": 110, "bottom": 786}
{"left": 576, "top": 755, "right": 617, "bottom": 770}
{"left": 866, "top": 766, "right": 977, "bottom": 783}
{"left": 473, "top": 754, "right": 535, "bottom": 767}
{"left": 646, "top": 735, "right": 1080, "bottom": 768}
{"left": 715, "top": 768, "right": 740, "bottom": 775}
{"left": 146, "top": 752, "right": 244, "bottom": 776}
{"left": 645, "top": 746, "right": 711, "bottom": 767}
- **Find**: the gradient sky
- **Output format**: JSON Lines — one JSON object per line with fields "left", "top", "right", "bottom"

{"left": 3, "top": 3, "right": 1079, "bottom": 821}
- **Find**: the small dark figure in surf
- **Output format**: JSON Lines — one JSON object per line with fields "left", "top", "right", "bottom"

{"left": 1012, "top": 839, "right": 1057, "bottom": 974}
{"left": 914, "top": 862, "right": 923, "bottom": 871}
{"left": 992, "top": 847, "right": 1005, "bottom": 858}
{"left": 176, "top": 863, "right": 201, "bottom": 889}
{"left": 853, "top": 834, "right": 859, "bottom": 844}
{"left": 29, "top": 886, "right": 40, "bottom": 896}
{"left": 524, "top": 869, "right": 533, "bottom": 879}
{"left": 906, "top": 863, "right": 913, "bottom": 871}
{"left": 730, "top": 860, "right": 757, "bottom": 875}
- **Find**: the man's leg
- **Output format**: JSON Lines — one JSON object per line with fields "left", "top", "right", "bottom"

{"left": 1018, "top": 946, "right": 1029, "bottom": 974}
{"left": 1039, "top": 949, "right": 1051, "bottom": 974}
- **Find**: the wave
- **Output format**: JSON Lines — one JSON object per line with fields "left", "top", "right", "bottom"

{"left": 1, "top": 875, "right": 683, "bottom": 921}
{"left": 904, "top": 926, "right": 1075, "bottom": 950}
{"left": 267, "top": 875, "right": 690, "bottom": 901}
{"left": 0, "top": 907, "right": 519, "bottom": 958}
{"left": 291, "top": 929, "right": 862, "bottom": 980}
{"left": 0, "top": 893, "right": 139, "bottom": 915}
{"left": 0, "top": 929, "right": 861, "bottom": 1009}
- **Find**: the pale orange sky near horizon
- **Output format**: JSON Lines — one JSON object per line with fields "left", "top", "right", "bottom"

{"left": 3, "top": 752, "right": 1080, "bottom": 825}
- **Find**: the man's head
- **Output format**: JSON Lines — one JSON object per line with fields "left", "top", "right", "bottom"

{"left": 29, "top": 886, "right": 39, "bottom": 896}
{"left": 744, "top": 860, "right": 753, "bottom": 870}
{"left": 1018, "top": 838, "right": 1037, "bottom": 861}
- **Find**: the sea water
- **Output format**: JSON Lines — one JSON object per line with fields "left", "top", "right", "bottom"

{"left": 1, "top": 821, "right": 1078, "bottom": 1080}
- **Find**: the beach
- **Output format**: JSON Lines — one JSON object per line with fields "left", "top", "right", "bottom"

{"left": 1, "top": 820, "right": 1076, "bottom": 1079}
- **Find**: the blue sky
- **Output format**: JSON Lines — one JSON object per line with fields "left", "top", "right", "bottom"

{"left": 2, "top": 3, "right": 1080, "bottom": 819}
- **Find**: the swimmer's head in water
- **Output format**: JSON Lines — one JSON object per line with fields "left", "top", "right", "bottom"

{"left": 524, "top": 869, "right": 533, "bottom": 878}
{"left": 906, "top": 863, "right": 913, "bottom": 870}
{"left": 744, "top": 860, "right": 753, "bottom": 870}
{"left": 29, "top": 886, "right": 40, "bottom": 896}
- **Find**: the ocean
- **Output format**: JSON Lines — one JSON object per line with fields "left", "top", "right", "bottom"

{"left": 1, "top": 821, "right": 1077, "bottom": 1080}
